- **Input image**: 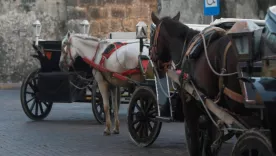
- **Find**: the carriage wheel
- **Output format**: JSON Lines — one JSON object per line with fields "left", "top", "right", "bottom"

{"left": 91, "top": 83, "right": 113, "bottom": 124}
{"left": 127, "top": 86, "right": 162, "bottom": 147}
{"left": 20, "top": 69, "right": 53, "bottom": 120}
{"left": 185, "top": 113, "right": 216, "bottom": 156}
{"left": 231, "top": 129, "right": 275, "bottom": 156}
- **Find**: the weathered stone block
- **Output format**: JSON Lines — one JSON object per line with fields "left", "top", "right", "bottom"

{"left": 126, "top": 5, "right": 149, "bottom": 18}
{"left": 66, "top": 0, "right": 78, "bottom": 6}
{"left": 89, "top": 7, "right": 100, "bottom": 19}
{"left": 90, "top": 20, "right": 101, "bottom": 36}
{"left": 67, "top": 6, "right": 87, "bottom": 20}
{"left": 115, "top": 0, "right": 133, "bottom": 5}
{"left": 79, "top": 0, "right": 97, "bottom": 6}
{"left": 111, "top": 7, "right": 125, "bottom": 18}
{"left": 110, "top": 19, "right": 122, "bottom": 31}
{"left": 99, "top": 20, "right": 110, "bottom": 34}
{"left": 122, "top": 19, "right": 136, "bottom": 32}
{"left": 89, "top": 7, "right": 109, "bottom": 19}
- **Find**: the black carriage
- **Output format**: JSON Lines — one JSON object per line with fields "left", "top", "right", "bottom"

{"left": 20, "top": 39, "right": 116, "bottom": 124}
{"left": 127, "top": 12, "right": 276, "bottom": 156}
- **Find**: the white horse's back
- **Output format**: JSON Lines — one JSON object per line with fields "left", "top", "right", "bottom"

{"left": 94, "top": 40, "right": 149, "bottom": 73}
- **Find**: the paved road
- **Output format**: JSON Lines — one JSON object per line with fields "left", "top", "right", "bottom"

{"left": 0, "top": 89, "right": 234, "bottom": 156}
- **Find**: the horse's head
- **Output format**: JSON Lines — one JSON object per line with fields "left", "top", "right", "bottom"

{"left": 59, "top": 30, "right": 78, "bottom": 71}
{"left": 150, "top": 11, "right": 199, "bottom": 73}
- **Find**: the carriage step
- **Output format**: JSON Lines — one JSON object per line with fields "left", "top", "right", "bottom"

{"left": 155, "top": 116, "right": 173, "bottom": 122}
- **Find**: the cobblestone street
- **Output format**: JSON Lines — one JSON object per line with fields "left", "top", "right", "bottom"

{"left": 0, "top": 89, "right": 234, "bottom": 156}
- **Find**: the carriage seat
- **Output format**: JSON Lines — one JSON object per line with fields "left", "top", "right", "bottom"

{"left": 186, "top": 26, "right": 227, "bottom": 59}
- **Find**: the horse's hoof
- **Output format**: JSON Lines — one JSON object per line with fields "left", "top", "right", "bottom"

{"left": 113, "top": 129, "right": 120, "bottom": 134}
{"left": 103, "top": 131, "right": 111, "bottom": 136}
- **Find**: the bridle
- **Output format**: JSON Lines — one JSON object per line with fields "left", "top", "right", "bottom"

{"left": 61, "top": 37, "right": 75, "bottom": 69}
{"left": 150, "top": 21, "right": 172, "bottom": 72}
{"left": 150, "top": 21, "right": 189, "bottom": 71}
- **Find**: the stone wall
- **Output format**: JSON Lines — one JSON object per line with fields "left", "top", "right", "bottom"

{"left": 66, "top": 0, "right": 157, "bottom": 38}
{"left": 0, "top": 0, "right": 67, "bottom": 83}
{"left": 1, "top": 0, "right": 276, "bottom": 83}
{"left": 0, "top": 0, "right": 157, "bottom": 83}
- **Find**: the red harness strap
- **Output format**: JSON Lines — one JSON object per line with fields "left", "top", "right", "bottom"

{"left": 83, "top": 42, "right": 149, "bottom": 81}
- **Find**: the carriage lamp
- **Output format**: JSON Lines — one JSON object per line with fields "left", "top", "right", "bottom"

{"left": 80, "top": 20, "right": 90, "bottom": 35}
{"left": 32, "top": 20, "right": 42, "bottom": 46}
{"left": 227, "top": 20, "right": 263, "bottom": 62}
{"left": 136, "top": 21, "right": 148, "bottom": 54}
{"left": 136, "top": 21, "right": 148, "bottom": 39}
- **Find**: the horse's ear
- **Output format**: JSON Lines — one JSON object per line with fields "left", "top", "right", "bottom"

{"left": 151, "top": 12, "right": 160, "bottom": 25}
{"left": 172, "top": 11, "right": 180, "bottom": 21}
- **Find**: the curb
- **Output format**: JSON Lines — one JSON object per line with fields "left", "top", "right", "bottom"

{"left": 0, "top": 83, "right": 22, "bottom": 90}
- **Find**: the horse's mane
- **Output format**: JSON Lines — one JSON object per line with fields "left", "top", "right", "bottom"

{"left": 70, "top": 33, "right": 100, "bottom": 42}
{"left": 160, "top": 16, "right": 200, "bottom": 38}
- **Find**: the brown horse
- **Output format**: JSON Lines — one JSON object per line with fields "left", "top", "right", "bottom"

{"left": 150, "top": 12, "right": 259, "bottom": 156}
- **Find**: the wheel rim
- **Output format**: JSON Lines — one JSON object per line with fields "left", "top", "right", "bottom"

{"left": 233, "top": 131, "right": 274, "bottom": 156}
{"left": 128, "top": 93, "right": 159, "bottom": 143}
{"left": 94, "top": 88, "right": 105, "bottom": 122}
{"left": 235, "top": 143, "right": 271, "bottom": 156}
{"left": 92, "top": 86, "right": 113, "bottom": 123}
{"left": 22, "top": 70, "right": 52, "bottom": 119}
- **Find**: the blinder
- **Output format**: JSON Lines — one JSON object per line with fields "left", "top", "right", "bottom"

{"left": 61, "top": 37, "right": 75, "bottom": 69}
{"left": 150, "top": 21, "right": 172, "bottom": 71}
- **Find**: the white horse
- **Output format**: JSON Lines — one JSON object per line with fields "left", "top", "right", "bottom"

{"left": 59, "top": 32, "right": 150, "bottom": 135}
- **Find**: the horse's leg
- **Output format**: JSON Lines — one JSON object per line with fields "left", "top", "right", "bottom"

{"left": 181, "top": 94, "right": 201, "bottom": 156}
{"left": 112, "top": 86, "right": 121, "bottom": 134}
{"left": 97, "top": 81, "right": 112, "bottom": 135}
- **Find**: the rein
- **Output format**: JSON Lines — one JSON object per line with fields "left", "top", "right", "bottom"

{"left": 151, "top": 21, "right": 172, "bottom": 72}
{"left": 61, "top": 36, "right": 94, "bottom": 89}
{"left": 151, "top": 21, "right": 189, "bottom": 71}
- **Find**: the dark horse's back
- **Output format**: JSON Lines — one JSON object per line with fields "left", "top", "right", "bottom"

{"left": 188, "top": 30, "right": 253, "bottom": 116}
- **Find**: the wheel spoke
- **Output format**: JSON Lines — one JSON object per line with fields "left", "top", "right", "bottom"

{"left": 149, "top": 117, "right": 156, "bottom": 123}
{"left": 145, "top": 99, "right": 153, "bottom": 113}
{"left": 147, "top": 121, "right": 153, "bottom": 132}
{"left": 29, "top": 100, "right": 36, "bottom": 112}
{"left": 26, "top": 97, "right": 35, "bottom": 104}
{"left": 138, "top": 122, "right": 144, "bottom": 138}
{"left": 135, "top": 122, "right": 141, "bottom": 132}
{"left": 143, "top": 122, "right": 148, "bottom": 137}
{"left": 131, "top": 118, "right": 140, "bottom": 127}
{"left": 35, "top": 102, "right": 38, "bottom": 116}
{"left": 97, "top": 103, "right": 104, "bottom": 114}
{"left": 38, "top": 102, "right": 44, "bottom": 115}
{"left": 42, "top": 102, "right": 49, "bottom": 108}
{"left": 135, "top": 102, "right": 143, "bottom": 113}
{"left": 28, "top": 81, "right": 36, "bottom": 91}
{"left": 26, "top": 91, "right": 34, "bottom": 95}
{"left": 148, "top": 109, "right": 157, "bottom": 117}
{"left": 139, "top": 97, "right": 145, "bottom": 110}
{"left": 33, "top": 77, "right": 38, "bottom": 86}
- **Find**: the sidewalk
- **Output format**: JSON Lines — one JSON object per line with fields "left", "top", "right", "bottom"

{"left": 0, "top": 83, "right": 21, "bottom": 89}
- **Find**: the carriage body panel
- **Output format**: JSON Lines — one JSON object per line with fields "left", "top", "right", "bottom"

{"left": 32, "top": 40, "right": 93, "bottom": 103}
{"left": 37, "top": 71, "right": 87, "bottom": 103}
